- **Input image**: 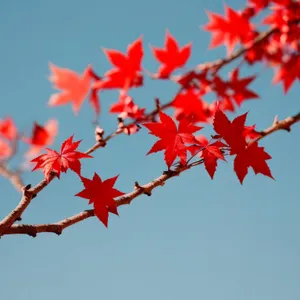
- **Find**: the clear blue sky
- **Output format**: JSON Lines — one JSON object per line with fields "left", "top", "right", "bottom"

{"left": 0, "top": 1, "right": 300, "bottom": 299}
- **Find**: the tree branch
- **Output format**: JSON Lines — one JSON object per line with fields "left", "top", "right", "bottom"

{"left": 0, "top": 163, "right": 24, "bottom": 192}
{"left": 2, "top": 112, "right": 299, "bottom": 237}
{"left": 1, "top": 20, "right": 299, "bottom": 237}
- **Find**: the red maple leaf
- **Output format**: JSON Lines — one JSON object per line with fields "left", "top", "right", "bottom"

{"left": 143, "top": 112, "right": 202, "bottom": 168}
{"left": 0, "top": 139, "right": 12, "bottom": 159}
{"left": 229, "top": 68, "right": 259, "bottom": 106}
{"left": 23, "top": 119, "right": 58, "bottom": 158}
{"left": 0, "top": 117, "right": 17, "bottom": 140}
{"left": 211, "top": 69, "right": 258, "bottom": 111}
{"left": 31, "top": 135, "right": 92, "bottom": 181}
{"left": 273, "top": 54, "right": 300, "bottom": 92}
{"left": 213, "top": 109, "right": 248, "bottom": 154}
{"left": 48, "top": 63, "right": 92, "bottom": 115}
{"left": 94, "top": 37, "right": 143, "bottom": 91}
{"left": 234, "top": 142, "right": 274, "bottom": 184}
{"left": 171, "top": 88, "right": 216, "bottom": 123}
{"left": 213, "top": 109, "right": 273, "bottom": 183}
{"left": 75, "top": 173, "right": 124, "bottom": 227}
{"left": 151, "top": 30, "right": 191, "bottom": 78}
{"left": 203, "top": 5, "right": 256, "bottom": 54}
{"left": 188, "top": 136, "right": 226, "bottom": 179}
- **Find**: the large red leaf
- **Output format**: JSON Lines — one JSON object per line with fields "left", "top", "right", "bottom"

{"left": 203, "top": 5, "right": 256, "bottom": 55}
{"left": 94, "top": 37, "right": 144, "bottom": 91}
{"left": 31, "top": 135, "right": 92, "bottom": 181}
{"left": 48, "top": 63, "right": 92, "bottom": 115}
{"left": 151, "top": 30, "right": 191, "bottom": 78}
{"left": 234, "top": 142, "right": 274, "bottom": 184}
{"left": 143, "top": 112, "right": 202, "bottom": 168}
{"left": 76, "top": 173, "right": 124, "bottom": 227}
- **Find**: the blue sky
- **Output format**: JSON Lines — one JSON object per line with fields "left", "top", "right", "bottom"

{"left": 0, "top": 0, "right": 300, "bottom": 299}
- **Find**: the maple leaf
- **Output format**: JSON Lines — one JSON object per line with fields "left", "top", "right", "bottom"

{"left": 151, "top": 30, "right": 192, "bottom": 78}
{"left": 0, "top": 139, "right": 12, "bottom": 159}
{"left": 234, "top": 142, "right": 274, "bottom": 184}
{"left": 31, "top": 135, "right": 92, "bottom": 181}
{"left": 213, "top": 109, "right": 273, "bottom": 183}
{"left": 211, "top": 70, "right": 258, "bottom": 111}
{"left": 0, "top": 117, "right": 17, "bottom": 140}
{"left": 213, "top": 109, "right": 247, "bottom": 154}
{"left": 143, "top": 112, "right": 202, "bottom": 168}
{"left": 48, "top": 63, "right": 92, "bottom": 115}
{"left": 188, "top": 136, "right": 226, "bottom": 179}
{"left": 94, "top": 37, "right": 143, "bottom": 91}
{"left": 171, "top": 88, "right": 216, "bottom": 123}
{"left": 24, "top": 119, "right": 58, "bottom": 158}
{"left": 273, "top": 54, "right": 300, "bottom": 92}
{"left": 203, "top": 5, "right": 256, "bottom": 55}
{"left": 229, "top": 68, "right": 259, "bottom": 106}
{"left": 76, "top": 173, "right": 124, "bottom": 227}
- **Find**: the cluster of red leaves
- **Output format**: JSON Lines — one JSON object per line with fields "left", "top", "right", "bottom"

{"left": 244, "top": 0, "right": 300, "bottom": 92}
{"left": 30, "top": 134, "right": 124, "bottom": 226}
{"left": 144, "top": 109, "right": 273, "bottom": 184}
{"left": 201, "top": 1, "right": 300, "bottom": 93}
{"left": 47, "top": 31, "right": 192, "bottom": 119}
{"left": 22, "top": 0, "right": 300, "bottom": 229}
{"left": 213, "top": 110, "right": 273, "bottom": 183}
{"left": 110, "top": 93, "right": 145, "bottom": 135}
{"left": 171, "top": 67, "right": 258, "bottom": 121}
{"left": 45, "top": 0, "right": 300, "bottom": 124}
{"left": 0, "top": 116, "right": 59, "bottom": 164}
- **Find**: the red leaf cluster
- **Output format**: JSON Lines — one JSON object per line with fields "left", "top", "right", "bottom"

{"left": 213, "top": 109, "right": 274, "bottom": 183}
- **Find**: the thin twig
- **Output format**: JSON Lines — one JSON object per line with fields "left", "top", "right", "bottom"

{"left": 0, "top": 164, "right": 24, "bottom": 192}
